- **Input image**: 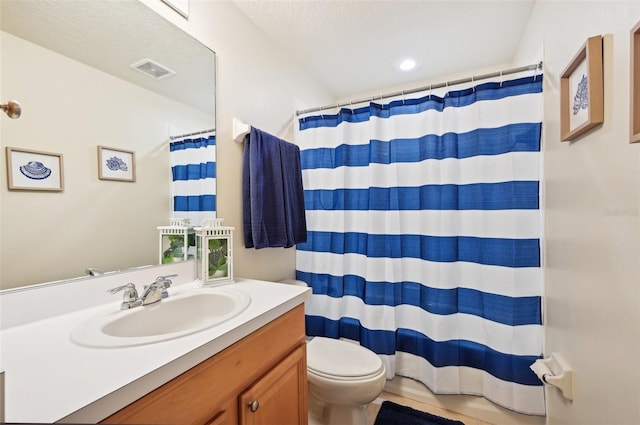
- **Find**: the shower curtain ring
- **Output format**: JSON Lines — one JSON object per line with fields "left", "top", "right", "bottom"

{"left": 500, "top": 71, "right": 503, "bottom": 87}
{"left": 471, "top": 76, "right": 475, "bottom": 92}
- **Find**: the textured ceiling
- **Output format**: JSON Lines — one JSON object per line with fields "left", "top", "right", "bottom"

{"left": 1, "top": 0, "right": 216, "bottom": 114}
{"left": 233, "top": 0, "right": 536, "bottom": 99}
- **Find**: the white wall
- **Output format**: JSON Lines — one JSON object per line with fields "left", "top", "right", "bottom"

{"left": 0, "top": 31, "right": 213, "bottom": 289}
{"left": 515, "top": 2, "right": 640, "bottom": 424}
{"left": 139, "top": 0, "right": 334, "bottom": 283}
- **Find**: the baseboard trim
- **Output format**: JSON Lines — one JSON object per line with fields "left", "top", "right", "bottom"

{"left": 384, "top": 376, "right": 546, "bottom": 425}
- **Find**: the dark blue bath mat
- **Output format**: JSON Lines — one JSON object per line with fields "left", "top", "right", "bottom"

{"left": 373, "top": 400, "right": 465, "bottom": 425}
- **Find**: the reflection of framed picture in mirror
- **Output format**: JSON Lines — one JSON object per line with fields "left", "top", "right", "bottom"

{"left": 560, "top": 35, "right": 604, "bottom": 142}
{"left": 6, "top": 147, "right": 64, "bottom": 191}
{"left": 631, "top": 21, "right": 640, "bottom": 143}
{"left": 98, "top": 146, "right": 136, "bottom": 182}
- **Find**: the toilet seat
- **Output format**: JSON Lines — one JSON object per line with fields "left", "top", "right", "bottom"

{"left": 307, "top": 337, "right": 384, "bottom": 381}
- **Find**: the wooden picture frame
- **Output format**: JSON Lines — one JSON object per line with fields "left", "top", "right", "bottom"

{"left": 98, "top": 145, "right": 136, "bottom": 182}
{"left": 631, "top": 21, "right": 640, "bottom": 143}
{"left": 6, "top": 147, "right": 64, "bottom": 191}
{"left": 560, "top": 35, "right": 604, "bottom": 142}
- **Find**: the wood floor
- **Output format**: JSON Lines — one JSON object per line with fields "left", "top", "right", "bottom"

{"left": 367, "top": 391, "right": 495, "bottom": 425}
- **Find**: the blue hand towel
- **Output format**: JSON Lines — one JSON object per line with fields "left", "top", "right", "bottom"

{"left": 242, "top": 126, "right": 307, "bottom": 249}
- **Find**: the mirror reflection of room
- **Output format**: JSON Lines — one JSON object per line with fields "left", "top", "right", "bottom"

{"left": 0, "top": 0, "right": 216, "bottom": 289}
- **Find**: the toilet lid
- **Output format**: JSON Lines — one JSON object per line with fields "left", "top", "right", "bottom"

{"left": 307, "top": 337, "right": 384, "bottom": 379}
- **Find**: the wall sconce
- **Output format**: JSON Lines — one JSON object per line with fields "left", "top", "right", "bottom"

{"left": 1, "top": 100, "right": 21, "bottom": 119}
{"left": 195, "top": 219, "right": 234, "bottom": 286}
{"left": 157, "top": 218, "right": 195, "bottom": 264}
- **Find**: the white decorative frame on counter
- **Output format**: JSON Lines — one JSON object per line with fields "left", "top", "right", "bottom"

{"left": 560, "top": 35, "right": 604, "bottom": 142}
{"left": 6, "top": 147, "right": 64, "bottom": 191}
{"left": 195, "top": 219, "right": 234, "bottom": 286}
{"left": 98, "top": 145, "right": 135, "bottom": 182}
{"left": 631, "top": 21, "right": 640, "bottom": 143}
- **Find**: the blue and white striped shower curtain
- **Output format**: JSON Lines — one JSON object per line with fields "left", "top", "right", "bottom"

{"left": 295, "top": 76, "right": 544, "bottom": 415}
{"left": 169, "top": 134, "right": 217, "bottom": 225}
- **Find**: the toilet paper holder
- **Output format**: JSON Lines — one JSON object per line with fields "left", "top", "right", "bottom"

{"left": 530, "top": 352, "right": 574, "bottom": 401}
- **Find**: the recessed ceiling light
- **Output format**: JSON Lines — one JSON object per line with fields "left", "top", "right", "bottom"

{"left": 398, "top": 58, "right": 416, "bottom": 72}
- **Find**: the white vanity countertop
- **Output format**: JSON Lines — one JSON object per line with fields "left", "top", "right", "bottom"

{"left": 0, "top": 278, "right": 310, "bottom": 424}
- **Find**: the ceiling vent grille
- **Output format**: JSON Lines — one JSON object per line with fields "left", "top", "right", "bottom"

{"left": 130, "top": 59, "right": 176, "bottom": 80}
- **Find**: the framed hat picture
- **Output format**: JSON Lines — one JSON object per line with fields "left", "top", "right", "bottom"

{"left": 6, "top": 147, "right": 64, "bottom": 191}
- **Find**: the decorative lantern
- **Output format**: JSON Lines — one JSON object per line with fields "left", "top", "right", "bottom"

{"left": 157, "top": 218, "right": 195, "bottom": 264}
{"left": 195, "top": 219, "right": 234, "bottom": 286}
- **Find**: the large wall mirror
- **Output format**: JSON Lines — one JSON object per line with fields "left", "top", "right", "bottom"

{"left": 0, "top": 0, "right": 216, "bottom": 290}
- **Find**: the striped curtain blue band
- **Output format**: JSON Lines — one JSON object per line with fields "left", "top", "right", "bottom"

{"left": 304, "top": 182, "right": 540, "bottom": 211}
{"left": 296, "top": 271, "right": 541, "bottom": 326}
{"left": 172, "top": 162, "right": 216, "bottom": 180}
{"left": 297, "top": 231, "right": 539, "bottom": 268}
{"left": 304, "top": 291, "right": 542, "bottom": 356}
{"left": 299, "top": 76, "right": 543, "bottom": 130}
{"left": 305, "top": 316, "right": 541, "bottom": 386}
{"left": 173, "top": 194, "right": 216, "bottom": 212}
{"left": 169, "top": 137, "right": 216, "bottom": 151}
{"left": 301, "top": 123, "right": 540, "bottom": 169}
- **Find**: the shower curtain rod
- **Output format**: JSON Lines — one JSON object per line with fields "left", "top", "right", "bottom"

{"left": 169, "top": 127, "right": 216, "bottom": 140}
{"left": 295, "top": 61, "right": 542, "bottom": 116}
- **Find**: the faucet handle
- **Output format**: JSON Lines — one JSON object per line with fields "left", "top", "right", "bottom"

{"left": 155, "top": 274, "right": 177, "bottom": 289}
{"left": 108, "top": 283, "right": 139, "bottom": 302}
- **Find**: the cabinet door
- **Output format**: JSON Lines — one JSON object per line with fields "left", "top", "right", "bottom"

{"left": 239, "top": 344, "right": 308, "bottom": 425}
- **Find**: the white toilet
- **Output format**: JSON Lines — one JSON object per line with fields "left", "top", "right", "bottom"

{"left": 280, "top": 280, "right": 387, "bottom": 425}
{"left": 306, "top": 336, "right": 386, "bottom": 425}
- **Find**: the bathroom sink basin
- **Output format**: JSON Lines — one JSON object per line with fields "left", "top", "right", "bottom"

{"left": 71, "top": 287, "right": 251, "bottom": 348}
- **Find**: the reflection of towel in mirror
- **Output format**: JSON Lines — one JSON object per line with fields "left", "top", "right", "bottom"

{"left": 242, "top": 126, "right": 307, "bottom": 249}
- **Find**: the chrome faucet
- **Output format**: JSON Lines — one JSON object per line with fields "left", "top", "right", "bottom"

{"left": 108, "top": 274, "right": 177, "bottom": 310}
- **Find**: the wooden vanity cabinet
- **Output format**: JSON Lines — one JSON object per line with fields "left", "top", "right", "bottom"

{"left": 101, "top": 305, "right": 308, "bottom": 425}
